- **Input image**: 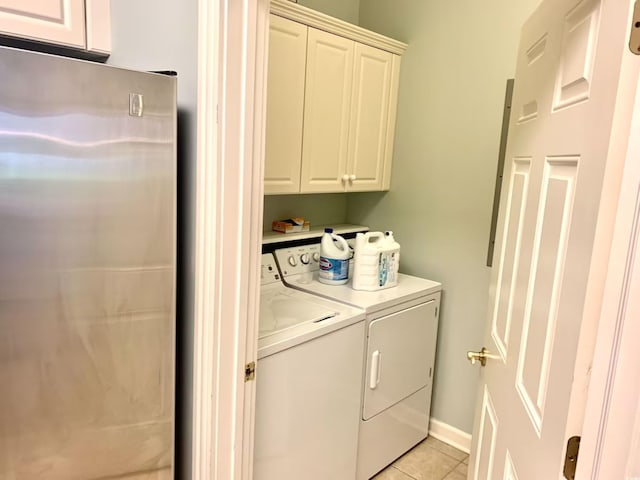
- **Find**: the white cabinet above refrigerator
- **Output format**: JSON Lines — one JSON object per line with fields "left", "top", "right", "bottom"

{"left": 0, "top": 0, "right": 111, "bottom": 57}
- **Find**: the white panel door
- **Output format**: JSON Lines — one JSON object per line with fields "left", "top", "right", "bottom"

{"left": 0, "top": 0, "right": 85, "bottom": 48}
{"left": 362, "top": 300, "right": 438, "bottom": 421}
{"left": 470, "top": 0, "right": 639, "bottom": 478}
{"left": 346, "top": 43, "right": 392, "bottom": 192}
{"left": 263, "top": 15, "right": 307, "bottom": 194}
{"left": 300, "top": 28, "right": 353, "bottom": 193}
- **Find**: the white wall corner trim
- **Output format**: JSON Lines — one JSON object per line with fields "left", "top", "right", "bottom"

{"left": 193, "top": 0, "right": 268, "bottom": 479}
{"left": 428, "top": 418, "right": 472, "bottom": 454}
{"left": 192, "top": 0, "right": 220, "bottom": 476}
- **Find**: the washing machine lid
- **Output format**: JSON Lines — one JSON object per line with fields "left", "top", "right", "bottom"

{"left": 258, "top": 282, "right": 365, "bottom": 359}
{"left": 259, "top": 285, "right": 340, "bottom": 337}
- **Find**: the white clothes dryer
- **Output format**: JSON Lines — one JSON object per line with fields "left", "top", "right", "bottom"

{"left": 274, "top": 244, "right": 442, "bottom": 480}
{"left": 254, "top": 254, "right": 366, "bottom": 480}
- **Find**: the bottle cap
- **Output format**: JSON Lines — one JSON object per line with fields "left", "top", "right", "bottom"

{"left": 324, "top": 227, "right": 333, "bottom": 233}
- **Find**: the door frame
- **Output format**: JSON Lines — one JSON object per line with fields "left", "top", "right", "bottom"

{"left": 193, "top": 0, "right": 640, "bottom": 478}
{"left": 192, "top": 0, "right": 268, "bottom": 478}
{"left": 575, "top": 45, "right": 640, "bottom": 479}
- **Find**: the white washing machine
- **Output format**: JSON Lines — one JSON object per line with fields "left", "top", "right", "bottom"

{"left": 274, "top": 244, "right": 442, "bottom": 480}
{"left": 254, "top": 254, "right": 366, "bottom": 480}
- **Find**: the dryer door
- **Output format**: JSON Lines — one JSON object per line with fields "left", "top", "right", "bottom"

{"left": 363, "top": 300, "right": 438, "bottom": 420}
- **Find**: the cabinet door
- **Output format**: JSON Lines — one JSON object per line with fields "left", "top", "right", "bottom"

{"left": 381, "top": 55, "right": 401, "bottom": 190}
{"left": 362, "top": 300, "right": 439, "bottom": 421}
{"left": 300, "top": 28, "right": 354, "bottom": 193}
{"left": 86, "top": 0, "right": 111, "bottom": 55}
{"left": 346, "top": 44, "right": 393, "bottom": 192}
{"left": 0, "top": 0, "right": 85, "bottom": 48}
{"left": 264, "top": 15, "right": 307, "bottom": 194}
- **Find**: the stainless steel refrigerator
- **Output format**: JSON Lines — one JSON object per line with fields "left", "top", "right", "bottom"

{"left": 0, "top": 46, "right": 176, "bottom": 479}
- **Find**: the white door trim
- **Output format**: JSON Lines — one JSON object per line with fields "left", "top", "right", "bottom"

{"left": 193, "top": 0, "right": 268, "bottom": 478}
{"left": 194, "top": 0, "right": 640, "bottom": 478}
{"left": 192, "top": 0, "right": 219, "bottom": 475}
{"left": 576, "top": 63, "right": 640, "bottom": 479}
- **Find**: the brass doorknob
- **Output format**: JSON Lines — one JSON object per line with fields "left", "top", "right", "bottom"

{"left": 467, "top": 347, "right": 491, "bottom": 367}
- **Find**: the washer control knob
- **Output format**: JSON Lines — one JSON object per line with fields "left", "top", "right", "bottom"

{"left": 300, "top": 253, "right": 310, "bottom": 265}
{"left": 288, "top": 255, "right": 298, "bottom": 267}
{"left": 312, "top": 252, "right": 320, "bottom": 262}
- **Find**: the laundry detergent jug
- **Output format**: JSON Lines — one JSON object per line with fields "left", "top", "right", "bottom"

{"left": 318, "top": 228, "right": 350, "bottom": 285}
{"left": 352, "top": 231, "right": 400, "bottom": 291}
{"left": 382, "top": 230, "right": 400, "bottom": 287}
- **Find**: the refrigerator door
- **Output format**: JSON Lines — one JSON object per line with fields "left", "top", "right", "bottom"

{"left": 0, "top": 47, "right": 176, "bottom": 480}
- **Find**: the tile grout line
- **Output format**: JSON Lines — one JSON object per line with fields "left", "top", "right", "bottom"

{"left": 438, "top": 459, "right": 464, "bottom": 480}
{"left": 435, "top": 448, "right": 468, "bottom": 463}
{"left": 388, "top": 440, "right": 468, "bottom": 480}
{"left": 425, "top": 437, "right": 469, "bottom": 463}
{"left": 426, "top": 443, "right": 469, "bottom": 464}
{"left": 390, "top": 465, "right": 418, "bottom": 480}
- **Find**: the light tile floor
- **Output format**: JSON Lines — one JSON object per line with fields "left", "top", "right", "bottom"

{"left": 373, "top": 437, "right": 468, "bottom": 480}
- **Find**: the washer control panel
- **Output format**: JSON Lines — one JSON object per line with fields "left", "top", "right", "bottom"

{"left": 274, "top": 245, "right": 321, "bottom": 277}
{"left": 274, "top": 240, "right": 355, "bottom": 278}
{"left": 261, "top": 253, "right": 282, "bottom": 285}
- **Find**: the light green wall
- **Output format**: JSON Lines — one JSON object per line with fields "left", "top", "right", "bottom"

{"left": 263, "top": 194, "right": 349, "bottom": 232}
{"left": 298, "top": 0, "right": 360, "bottom": 24}
{"left": 108, "top": 1, "right": 198, "bottom": 477}
{"left": 349, "top": 0, "right": 540, "bottom": 434}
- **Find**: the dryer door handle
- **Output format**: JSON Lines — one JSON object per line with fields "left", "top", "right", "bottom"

{"left": 369, "top": 350, "right": 382, "bottom": 389}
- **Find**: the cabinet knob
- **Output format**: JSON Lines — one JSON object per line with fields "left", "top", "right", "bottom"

{"left": 349, "top": 174, "right": 356, "bottom": 183}
{"left": 342, "top": 174, "right": 349, "bottom": 183}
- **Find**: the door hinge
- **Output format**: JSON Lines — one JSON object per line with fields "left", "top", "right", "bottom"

{"left": 630, "top": 1, "right": 640, "bottom": 55}
{"left": 563, "top": 436, "right": 580, "bottom": 479}
{"left": 244, "top": 361, "right": 256, "bottom": 382}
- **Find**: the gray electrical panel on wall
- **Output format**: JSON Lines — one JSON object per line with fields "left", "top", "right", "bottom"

{"left": 487, "top": 79, "right": 515, "bottom": 267}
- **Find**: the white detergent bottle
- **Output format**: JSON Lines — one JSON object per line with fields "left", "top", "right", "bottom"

{"left": 352, "top": 231, "right": 386, "bottom": 291}
{"left": 382, "top": 231, "right": 400, "bottom": 288}
{"left": 319, "top": 228, "right": 350, "bottom": 285}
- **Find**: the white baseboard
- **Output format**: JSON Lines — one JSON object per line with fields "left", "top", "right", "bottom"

{"left": 428, "top": 417, "right": 472, "bottom": 454}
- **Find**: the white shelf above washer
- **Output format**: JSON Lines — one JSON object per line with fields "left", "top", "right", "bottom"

{"left": 262, "top": 223, "right": 369, "bottom": 245}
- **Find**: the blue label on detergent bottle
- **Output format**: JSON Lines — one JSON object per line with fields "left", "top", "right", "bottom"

{"left": 378, "top": 253, "right": 388, "bottom": 287}
{"left": 319, "top": 256, "right": 349, "bottom": 281}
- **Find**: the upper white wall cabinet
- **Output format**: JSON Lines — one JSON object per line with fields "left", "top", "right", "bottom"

{"left": 264, "top": 0, "right": 406, "bottom": 195}
{"left": 0, "top": 0, "right": 111, "bottom": 57}
{"left": 264, "top": 14, "right": 308, "bottom": 194}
